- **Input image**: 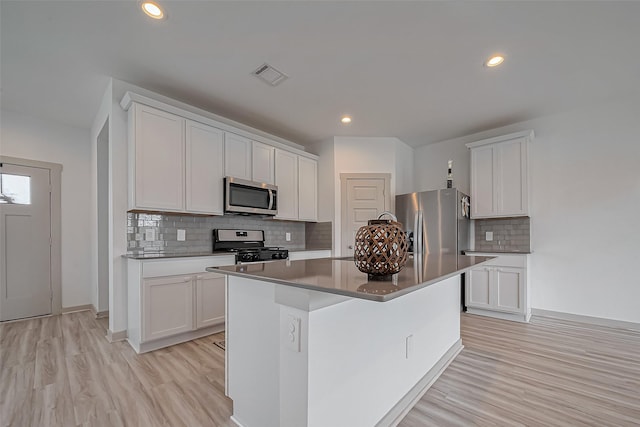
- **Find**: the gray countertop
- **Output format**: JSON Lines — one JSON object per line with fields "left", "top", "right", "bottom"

{"left": 464, "top": 250, "right": 532, "bottom": 255}
{"left": 123, "top": 251, "right": 234, "bottom": 260}
{"left": 207, "top": 254, "right": 493, "bottom": 302}
{"left": 123, "top": 248, "right": 331, "bottom": 260}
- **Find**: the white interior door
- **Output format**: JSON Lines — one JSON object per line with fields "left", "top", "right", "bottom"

{"left": 341, "top": 176, "right": 389, "bottom": 257}
{"left": 0, "top": 163, "right": 52, "bottom": 321}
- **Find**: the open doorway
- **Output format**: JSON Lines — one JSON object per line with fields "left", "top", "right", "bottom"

{"left": 96, "top": 119, "right": 109, "bottom": 317}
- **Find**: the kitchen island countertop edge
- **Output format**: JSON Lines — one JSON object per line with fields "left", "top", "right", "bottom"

{"left": 207, "top": 254, "right": 494, "bottom": 302}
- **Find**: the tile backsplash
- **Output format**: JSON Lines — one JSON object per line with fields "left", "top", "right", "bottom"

{"left": 304, "top": 222, "right": 332, "bottom": 250}
{"left": 127, "top": 213, "right": 307, "bottom": 254}
{"left": 474, "top": 217, "right": 531, "bottom": 252}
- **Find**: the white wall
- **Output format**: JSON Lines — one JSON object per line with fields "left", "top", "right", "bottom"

{"left": 414, "top": 135, "right": 471, "bottom": 195}
{"left": 1, "top": 109, "right": 92, "bottom": 308}
{"left": 414, "top": 95, "right": 640, "bottom": 324}
{"left": 309, "top": 136, "right": 415, "bottom": 256}
{"left": 90, "top": 80, "right": 113, "bottom": 314}
{"left": 395, "top": 139, "right": 415, "bottom": 195}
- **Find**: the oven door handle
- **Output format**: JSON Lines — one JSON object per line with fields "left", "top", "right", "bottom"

{"left": 268, "top": 189, "right": 274, "bottom": 210}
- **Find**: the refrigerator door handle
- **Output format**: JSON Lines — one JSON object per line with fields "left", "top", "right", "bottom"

{"left": 415, "top": 210, "right": 424, "bottom": 254}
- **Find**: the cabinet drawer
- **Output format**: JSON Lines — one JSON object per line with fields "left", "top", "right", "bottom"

{"left": 468, "top": 253, "right": 526, "bottom": 268}
{"left": 289, "top": 250, "right": 332, "bottom": 261}
{"left": 142, "top": 256, "right": 236, "bottom": 278}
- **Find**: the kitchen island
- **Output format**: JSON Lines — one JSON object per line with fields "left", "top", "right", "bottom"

{"left": 208, "top": 254, "right": 492, "bottom": 427}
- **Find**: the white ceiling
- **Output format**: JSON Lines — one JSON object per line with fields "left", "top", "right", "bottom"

{"left": 2, "top": 1, "right": 639, "bottom": 148}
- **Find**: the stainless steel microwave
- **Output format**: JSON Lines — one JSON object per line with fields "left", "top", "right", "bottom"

{"left": 224, "top": 177, "right": 278, "bottom": 216}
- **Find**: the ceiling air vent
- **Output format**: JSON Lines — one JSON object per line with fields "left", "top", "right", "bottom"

{"left": 252, "top": 63, "right": 288, "bottom": 86}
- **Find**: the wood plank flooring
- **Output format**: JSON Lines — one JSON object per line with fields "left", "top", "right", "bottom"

{"left": 399, "top": 314, "right": 640, "bottom": 427}
{"left": 0, "top": 311, "right": 233, "bottom": 427}
{"left": 1, "top": 311, "right": 639, "bottom": 426}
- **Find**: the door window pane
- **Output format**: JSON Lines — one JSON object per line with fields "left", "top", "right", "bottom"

{"left": 0, "top": 174, "right": 31, "bottom": 204}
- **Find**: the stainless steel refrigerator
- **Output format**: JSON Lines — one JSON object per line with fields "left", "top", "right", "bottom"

{"left": 395, "top": 188, "right": 471, "bottom": 255}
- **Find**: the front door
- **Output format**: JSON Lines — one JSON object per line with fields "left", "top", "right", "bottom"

{"left": 341, "top": 175, "right": 390, "bottom": 257}
{"left": 0, "top": 163, "right": 52, "bottom": 321}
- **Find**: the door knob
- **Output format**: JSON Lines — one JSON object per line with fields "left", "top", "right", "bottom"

{"left": 348, "top": 245, "right": 353, "bottom": 249}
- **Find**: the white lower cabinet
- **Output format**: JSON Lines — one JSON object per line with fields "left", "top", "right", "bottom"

{"left": 465, "top": 253, "right": 530, "bottom": 322}
{"left": 127, "top": 256, "right": 234, "bottom": 353}
{"left": 195, "top": 273, "right": 226, "bottom": 329}
{"left": 142, "top": 275, "right": 194, "bottom": 342}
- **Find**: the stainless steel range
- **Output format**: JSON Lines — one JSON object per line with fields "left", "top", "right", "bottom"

{"left": 212, "top": 229, "right": 289, "bottom": 264}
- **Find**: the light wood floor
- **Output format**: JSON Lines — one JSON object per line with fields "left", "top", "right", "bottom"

{"left": 1, "top": 312, "right": 639, "bottom": 426}
{"left": 0, "top": 311, "right": 232, "bottom": 427}
{"left": 400, "top": 314, "right": 640, "bottom": 427}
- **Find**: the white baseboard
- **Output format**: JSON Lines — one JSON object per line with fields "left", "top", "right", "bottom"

{"left": 132, "top": 323, "right": 225, "bottom": 354}
{"left": 376, "top": 339, "right": 464, "bottom": 427}
{"left": 62, "top": 304, "right": 93, "bottom": 314}
{"left": 89, "top": 305, "right": 109, "bottom": 319}
{"left": 94, "top": 310, "right": 109, "bottom": 319}
{"left": 466, "top": 307, "right": 531, "bottom": 323}
{"left": 107, "top": 329, "right": 128, "bottom": 342}
{"left": 531, "top": 308, "right": 640, "bottom": 331}
{"left": 230, "top": 415, "right": 245, "bottom": 427}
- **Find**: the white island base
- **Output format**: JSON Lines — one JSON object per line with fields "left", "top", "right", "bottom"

{"left": 226, "top": 274, "right": 463, "bottom": 427}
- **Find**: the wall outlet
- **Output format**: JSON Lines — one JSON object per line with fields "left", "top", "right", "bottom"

{"left": 285, "top": 315, "right": 301, "bottom": 353}
{"left": 405, "top": 335, "right": 413, "bottom": 359}
{"left": 177, "top": 229, "right": 186, "bottom": 241}
{"left": 485, "top": 231, "right": 493, "bottom": 241}
{"left": 145, "top": 229, "right": 156, "bottom": 241}
{"left": 285, "top": 232, "right": 291, "bottom": 242}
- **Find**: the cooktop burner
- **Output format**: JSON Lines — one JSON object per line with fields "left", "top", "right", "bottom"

{"left": 212, "top": 229, "right": 288, "bottom": 263}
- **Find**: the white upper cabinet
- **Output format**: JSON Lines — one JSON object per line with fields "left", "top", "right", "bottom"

{"left": 186, "top": 120, "right": 224, "bottom": 214}
{"left": 275, "top": 150, "right": 318, "bottom": 222}
{"left": 467, "top": 130, "right": 533, "bottom": 218}
{"left": 131, "top": 104, "right": 185, "bottom": 211}
{"left": 298, "top": 156, "right": 318, "bottom": 222}
{"left": 224, "top": 133, "right": 252, "bottom": 180}
{"left": 275, "top": 149, "right": 298, "bottom": 220}
{"left": 121, "top": 93, "right": 319, "bottom": 219}
{"left": 128, "top": 103, "right": 226, "bottom": 215}
{"left": 252, "top": 141, "right": 275, "bottom": 184}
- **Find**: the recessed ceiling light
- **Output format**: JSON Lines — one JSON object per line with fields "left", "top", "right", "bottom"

{"left": 485, "top": 55, "right": 505, "bottom": 67}
{"left": 141, "top": 1, "right": 165, "bottom": 19}
{"left": 341, "top": 116, "right": 352, "bottom": 124}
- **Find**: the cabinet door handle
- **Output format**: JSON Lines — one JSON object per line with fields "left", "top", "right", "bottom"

{"left": 184, "top": 278, "right": 192, "bottom": 282}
